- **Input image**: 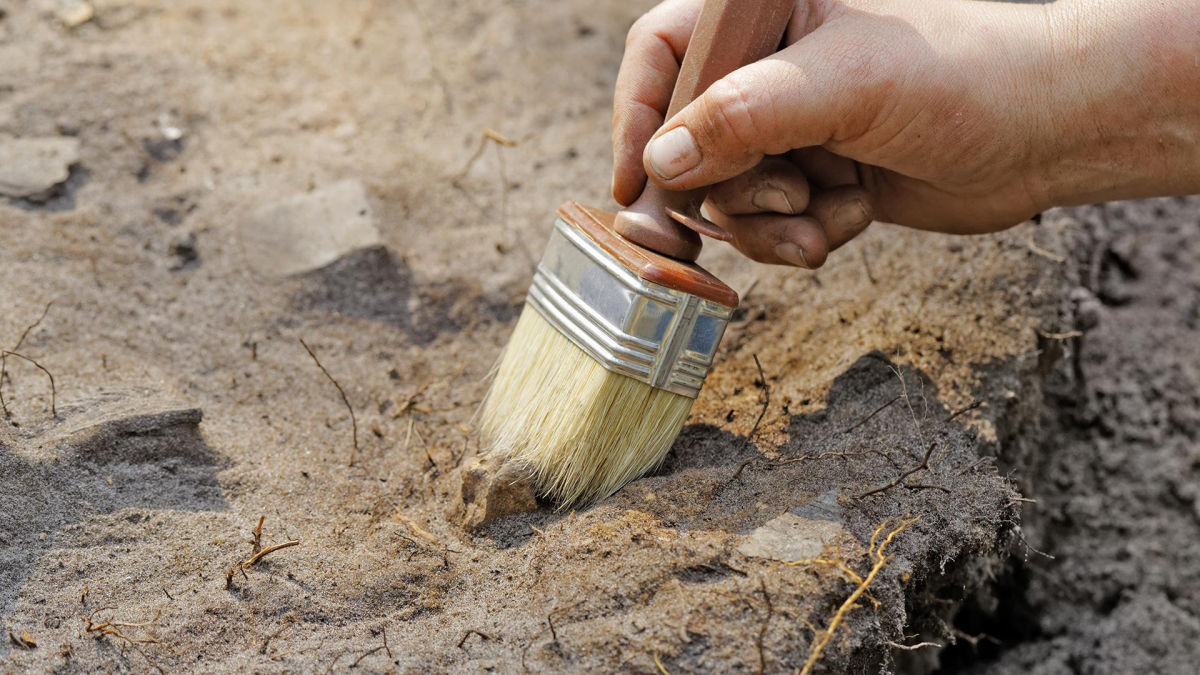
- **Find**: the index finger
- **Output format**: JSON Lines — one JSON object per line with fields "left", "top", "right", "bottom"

{"left": 611, "top": 0, "right": 703, "bottom": 206}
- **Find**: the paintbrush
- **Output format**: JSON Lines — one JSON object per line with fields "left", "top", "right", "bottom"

{"left": 481, "top": 0, "right": 795, "bottom": 505}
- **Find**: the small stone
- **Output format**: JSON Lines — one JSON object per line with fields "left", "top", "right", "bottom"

{"left": 239, "top": 180, "right": 382, "bottom": 277}
{"left": 53, "top": 0, "right": 93, "bottom": 28}
{"left": 457, "top": 453, "right": 539, "bottom": 531}
{"left": 168, "top": 231, "right": 200, "bottom": 270}
{"left": 0, "top": 135, "right": 80, "bottom": 199}
{"left": 1070, "top": 287, "right": 1103, "bottom": 331}
{"left": 737, "top": 510, "right": 857, "bottom": 563}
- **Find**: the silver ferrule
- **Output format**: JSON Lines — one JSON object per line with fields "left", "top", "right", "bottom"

{"left": 525, "top": 217, "right": 733, "bottom": 399}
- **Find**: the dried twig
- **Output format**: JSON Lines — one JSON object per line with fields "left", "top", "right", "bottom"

{"left": 756, "top": 579, "right": 772, "bottom": 675}
{"left": 1, "top": 350, "right": 56, "bottom": 418}
{"left": 945, "top": 400, "right": 983, "bottom": 422}
{"left": 350, "top": 645, "right": 385, "bottom": 668}
{"left": 795, "top": 517, "right": 920, "bottom": 675}
{"left": 729, "top": 355, "right": 770, "bottom": 482}
{"left": 457, "top": 629, "right": 494, "bottom": 650}
{"left": 839, "top": 395, "right": 901, "bottom": 435}
{"left": 84, "top": 608, "right": 164, "bottom": 673}
{"left": 0, "top": 300, "right": 53, "bottom": 419}
{"left": 855, "top": 442, "right": 939, "bottom": 500}
{"left": 226, "top": 517, "right": 300, "bottom": 589}
{"left": 392, "top": 380, "right": 431, "bottom": 418}
{"left": 259, "top": 612, "right": 297, "bottom": 654}
{"left": 744, "top": 355, "right": 770, "bottom": 448}
{"left": 770, "top": 449, "right": 868, "bottom": 467}
{"left": 451, "top": 128, "right": 533, "bottom": 267}
{"left": 254, "top": 515, "right": 267, "bottom": 552}
{"left": 243, "top": 540, "right": 301, "bottom": 568}
{"left": 299, "top": 338, "right": 359, "bottom": 466}
{"left": 653, "top": 652, "right": 670, "bottom": 675}
{"left": 890, "top": 365, "right": 922, "bottom": 436}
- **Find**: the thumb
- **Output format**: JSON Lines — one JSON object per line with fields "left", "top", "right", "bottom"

{"left": 643, "top": 33, "right": 876, "bottom": 190}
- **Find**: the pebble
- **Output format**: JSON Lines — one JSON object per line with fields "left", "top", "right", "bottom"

{"left": 239, "top": 179, "right": 382, "bottom": 277}
{"left": 0, "top": 135, "right": 80, "bottom": 199}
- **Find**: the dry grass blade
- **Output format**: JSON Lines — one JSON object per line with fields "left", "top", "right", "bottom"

{"left": 0, "top": 300, "right": 53, "bottom": 419}
{"left": 756, "top": 578, "right": 772, "bottom": 675}
{"left": 855, "top": 442, "right": 940, "bottom": 499}
{"left": 225, "top": 517, "right": 300, "bottom": 589}
{"left": 728, "top": 354, "right": 770, "bottom": 483}
{"left": 84, "top": 608, "right": 165, "bottom": 673}
{"left": 299, "top": 338, "right": 359, "bottom": 466}
{"left": 1, "top": 350, "right": 57, "bottom": 418}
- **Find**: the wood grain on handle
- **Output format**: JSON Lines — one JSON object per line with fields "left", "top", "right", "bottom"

{"left": 614, "top": 0, "right": 795, "bottom": 261}
{"left": 666, "top": 0, "right": 797, "bottom": 119}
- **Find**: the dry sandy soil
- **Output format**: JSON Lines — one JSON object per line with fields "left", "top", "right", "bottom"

{"left": 1, "top": 1, "right": 1198, "bottom": 673}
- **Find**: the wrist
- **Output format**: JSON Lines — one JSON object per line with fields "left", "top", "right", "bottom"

{"left": 1032, "top": 0, "right": 1200, "bottom": 207}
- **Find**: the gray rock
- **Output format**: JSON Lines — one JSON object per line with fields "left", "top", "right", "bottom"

{"left": 0, "top": 136, "right": 80, "bottom": 199}
{"left": 737, "top": 511, "right": 857, "bottom": 563}
{"left": 239, "top": 180, "right": 382, "bottom": 277}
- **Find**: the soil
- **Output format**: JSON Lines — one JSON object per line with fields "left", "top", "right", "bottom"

{"left": 1, "top": 1, "right": 1196, "bottom": 674}
{"left": 950, "top": 200, "right": 1200, "bottom": 675}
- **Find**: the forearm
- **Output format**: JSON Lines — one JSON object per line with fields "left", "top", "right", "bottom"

{"left": 1033, "top": 0, "right": 1200, "bottom": 207}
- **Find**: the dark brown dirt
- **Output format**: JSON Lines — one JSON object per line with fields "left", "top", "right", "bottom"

{"left": 1, "top": 1, "right": 1196, "bottom": 674}
{"left": 944, "top": 199, "right": 1200, "bottom": 675}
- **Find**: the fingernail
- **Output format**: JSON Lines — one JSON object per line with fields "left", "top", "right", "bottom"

{"left": 752, "top": 188, "right": 796, "bottom": 214}
{"left": 834, "top": 199, "right": 871, "bottom": 230}
{"left": 646, "top": 126, "right": 700, "bottom": 180}
{"left": 774, "top": 241, "right": 810, "bottom": 268}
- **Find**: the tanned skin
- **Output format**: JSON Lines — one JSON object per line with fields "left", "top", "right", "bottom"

{"left": 612, "top": 0, "right": 1200, "bottom": 268}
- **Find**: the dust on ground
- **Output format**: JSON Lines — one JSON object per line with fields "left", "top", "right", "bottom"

{"left": 1, "top": 1, "right": 1196, "bottom": 673}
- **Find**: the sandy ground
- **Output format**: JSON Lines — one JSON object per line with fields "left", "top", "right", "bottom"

{"left": 1, "top": 1, "right": 1197, "bottom": 673}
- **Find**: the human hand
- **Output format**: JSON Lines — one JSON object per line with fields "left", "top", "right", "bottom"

{"left": 612, "top": 0, "right": 1200, "bottom": 268}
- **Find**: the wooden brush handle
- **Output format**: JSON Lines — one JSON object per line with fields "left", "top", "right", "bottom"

{"left": 615, "top": 0, "right": 795, "bottom": 261}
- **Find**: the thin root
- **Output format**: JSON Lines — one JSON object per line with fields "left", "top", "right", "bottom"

{"left": 299, "top": 338, "right": 359, "bottom": 466}
{"left": 796, "top": 517, "right": 921, "bottom": 675}
{"left": 0, "top": 300, "right": 53, "bottom": 420}
{"left": 855, "top": 442, "right": 939, "bottom": 499}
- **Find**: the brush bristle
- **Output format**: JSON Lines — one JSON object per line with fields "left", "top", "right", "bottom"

{"left": 480, "top": 305, "right": 693, "bottom": 506}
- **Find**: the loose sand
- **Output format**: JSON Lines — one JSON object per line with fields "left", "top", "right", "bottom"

{"left": 1, "top": 1, "right": 1197, "bottom": 673}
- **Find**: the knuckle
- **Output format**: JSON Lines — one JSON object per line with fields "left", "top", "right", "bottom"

{"left": 625, "top": 15, "right": 654, "bottom": 47}
{"left": 700, "top": 76, "right": 765, "bottom": 151}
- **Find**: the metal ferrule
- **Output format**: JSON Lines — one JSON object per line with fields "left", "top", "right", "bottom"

{"left": 525, "top": 217, "right": 733, "bottom": 399}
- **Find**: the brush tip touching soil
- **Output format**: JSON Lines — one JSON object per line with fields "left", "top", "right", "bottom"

{"left": 480, "top": 306, "right": 693, "bottom": 506}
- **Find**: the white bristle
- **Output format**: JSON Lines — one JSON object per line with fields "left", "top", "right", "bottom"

{"left": 480, "top": 305, "right": 693, "bottom": 506}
